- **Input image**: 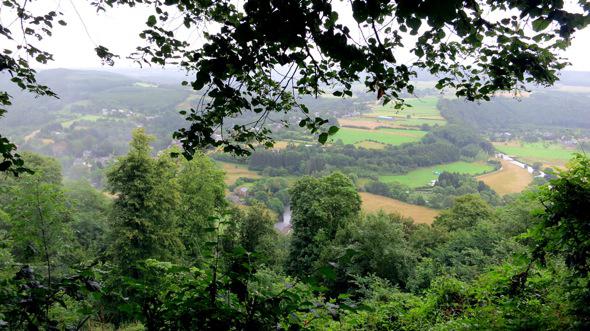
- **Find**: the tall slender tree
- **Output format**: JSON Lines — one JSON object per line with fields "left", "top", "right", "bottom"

{"left": 107, "top": 128, "right": 183, "bottom": 273}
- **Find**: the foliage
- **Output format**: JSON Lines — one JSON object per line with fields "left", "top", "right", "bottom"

{"left": 241, "top": 177, "right": 290, "bottom": 215}
{"left": 2, "top": 0, "right": 588, "bottom": 174}
{"left": 245, "top": 124, "right": 492, "bottom": 178}
{"left": 533, "top": 154, "right": 590, "bottom": 275}
{"left": 64, "top": 180, "right": 111, "bottom": 257}
{"left": 287, "top": 172, "right": 361, "bottom": 278}
{"left": 318, "top": 213, "right": 419, "bottom": 293}
{"left": 3, "top": 138, "right": 590, "bottom": 328}
{"left": 91, "top": 0, "right": 590, "bottom": 157}
{"left": 175, "top": 151, "right": 227, "bottom": 263}
{"left": 106, "top": 129, "right": 183, "bottom": 272}
{"left": 0, "top": 265, "right": 100, "bottom": 330}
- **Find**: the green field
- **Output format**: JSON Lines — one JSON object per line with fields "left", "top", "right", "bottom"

{"left": 360, "top": 96, "right": 446, "bottom": 128}
{"left": 62, "top": 115, "right": 105, "bottom": 128}
{"left": 333, "top": 127, "right": 427, "bottom": 145}
{"left": 370, "top": 97, "right": 443, "bottom": 118}
{"left": 380, "top": 161, "right": 495, "bottom": 188}
{"left": 494, "top": 142, "right": 579, "bottom": 165}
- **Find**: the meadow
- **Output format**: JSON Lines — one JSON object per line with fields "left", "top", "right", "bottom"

{"left": 333, "top": 127, "right": 427, "bottom": 146}
{"left": 379, "top": 161, "right": 495, "bottom": 187}
{"left": 61, "top": 115, "right": 105, "bottom": 128}
{"left": 365, "top": 97, "right": 447, "bottom": 125}
{"left": 337, "top": 96, "right": 446, "bottom": 140}
{"left": 217, "top": 161, "right": 261, "bottom": 185}
{"left": 360, "top": 192, "right": 440, "bottom": 224}
{"left": 493, "top": 141, "right": 579, "bottom": 165}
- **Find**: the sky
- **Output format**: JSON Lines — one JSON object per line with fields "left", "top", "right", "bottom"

{"left": 6, "top": 0, "right": 590, "bottom": 71}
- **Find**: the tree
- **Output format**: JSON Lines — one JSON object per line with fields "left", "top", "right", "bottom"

{"left": 533, "top": 154, "right": 590, "bottom": 275}
{"left": 1, "top": 1, "right": 589, "bottom": 172}
{"left": 175, "top": 151, "right": 226, "bottom": 263}
{"left": 106, "top": 128, "right": 183, "bottom": 273}
{"left": 434, "top": 194, "right": 494, "bottom": 231}
{"left": 64, "top": 180, "right": 111, "bottom": 257}
{"left": 287, "top": 172, "right": 360, "bottom": 278}
{"left": 234, "top": 203, "right": 276, "bottom": 254}
{"left": 0, "top": 153, "right": 71, "bottom": 277}
{"left": 319, "top": 212, "right": 418, "bottom": 292}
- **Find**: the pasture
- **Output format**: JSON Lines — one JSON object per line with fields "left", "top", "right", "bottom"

{"left": 380, "top": 161, "right": 495, "bottom": 187}
{"left": 339, "top": 96, "right": 446, "bottom": 130}
{"left": 217, "top": 161, "right": 261, "bottom": 185}
{"left": 333, "top": 127, "right": 426, "bottom": 146}
{"left": 493, "top": 141, "right": 578, "bottom": 166}
{"left": 62, "top": 115, "right": 105, "bottom": 128}
{"left": 360, "top": 192, "right": 440, "bottom": 224}
{"left": 477, "top": 159, "right": 533, "bottom": 195}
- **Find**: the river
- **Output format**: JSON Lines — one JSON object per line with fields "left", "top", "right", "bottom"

{"left": 274, "top": 204, "right": 292, "bottom": 233}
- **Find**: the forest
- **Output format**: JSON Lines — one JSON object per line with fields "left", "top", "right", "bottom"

{"left": 1, "top": 129, "right": 589, "bottom": 330}
{"left": 1, "top": 0, "right": 590, "bottom": 329}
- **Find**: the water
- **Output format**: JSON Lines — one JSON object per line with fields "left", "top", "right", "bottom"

{"left": 275, "top": 205, "right": 292, "bottom": 232}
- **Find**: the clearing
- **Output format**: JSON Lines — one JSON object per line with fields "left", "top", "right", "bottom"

{"left": 477, "top": 159, "right": 533, "bottom": 195}
{"left": 360, "top": 192, "right": 440, "bottom": 224}
{"left": 380, "top": 161, "right": 495, "bottom": 187}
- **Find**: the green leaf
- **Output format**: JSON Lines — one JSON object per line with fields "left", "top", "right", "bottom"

{"left": 147, "top": 15, "right": 157, "bottom": 27}
{"left": 318, "top": 132, "right": 328, "bottom": 144}
{"left": 318, "top": 266, "right": 336, "bottom": 280}
{"left": 532, "top": 18, "right": 551, "bottom": 32}
{"left": 328, "top": 126, "right": 339, "bottom": 135}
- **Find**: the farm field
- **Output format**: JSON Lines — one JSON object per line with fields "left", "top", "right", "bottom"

{"left": 360, "top": 192, "right": 440, "bottom": 224}
{"left": 367, "top": 97, "right": 446, "bottom": 123}
{"left": 380, "top": 161, "right": 495, "bottom": 188}
{"left": 477, "top": 159, "right": 533, "bottom": 195}
{"left": 338, "top": 96, "right": 446, "bottom": 131}
{"left": 493, "top": 141, "right": 578, "bottom": 166}
{"left": 333, "top": 127, "right": 427, "bottom": 146}
{"left": 62, "top": 115, "right": 105, "bottom": 128}
{"left": 217, "top": 161, "right": 261, "bottom": 185}
{"left": 338, "top": 118, "right": 400, "bottom": 130}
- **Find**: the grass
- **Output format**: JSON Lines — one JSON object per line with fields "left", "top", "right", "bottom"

{"left": 370, "top": 97, "right": 444, "bottom": 119}
{"left": 477, "top": 159, "right": 533, "bottom": 195}
{"left": 493, "top": 141, "right": 579, "bottom": 165}
{"left": 338, "top": 118, "right": 400, "bottom": 130}
{"left": 380, "top": 161, "right": 495, "bottom": 188}
{"left": 360, "top": 192, "right": 440, "bottom": 224}
{"left": 217, "top": 161, "right": 261, "bottom": 185}
{"left": 62, "top": 115, "right": 104, "bottom": 128}
{"left": 340, "top": 96, "right": 446, "bottom": 130}
{"left": 333, "top": 127, "right": 427, "bottom": 145}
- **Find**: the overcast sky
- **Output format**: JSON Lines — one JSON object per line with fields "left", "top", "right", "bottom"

{"left": 21, "top": 0, "right": 590, "bottom": 72}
